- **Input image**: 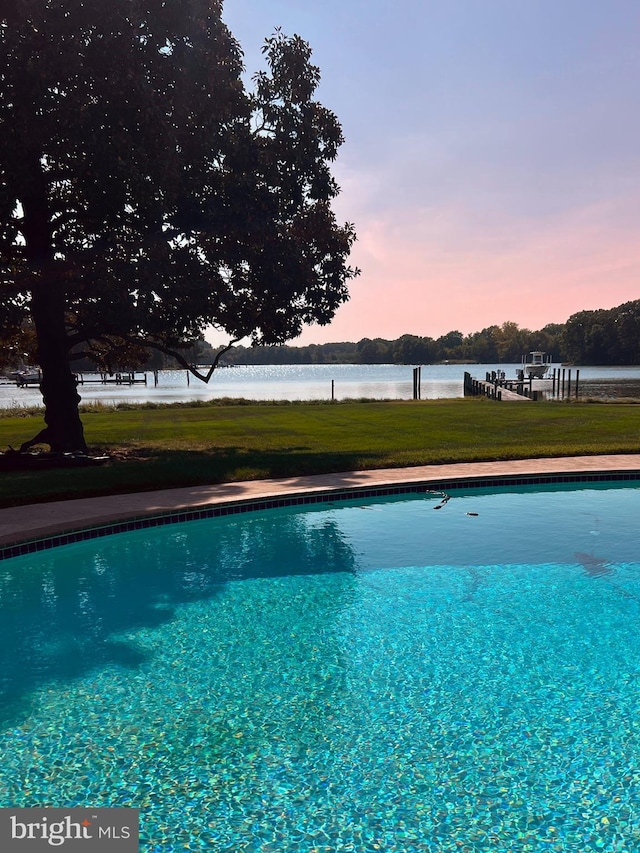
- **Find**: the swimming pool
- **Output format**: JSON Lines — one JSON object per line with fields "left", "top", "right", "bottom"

{"left": 1, "top": 483, "right": 639, "bottom": 851}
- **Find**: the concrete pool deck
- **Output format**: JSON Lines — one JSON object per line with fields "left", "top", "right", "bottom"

{"left": 2, "top": 454, "right": 640, "bottom": 552}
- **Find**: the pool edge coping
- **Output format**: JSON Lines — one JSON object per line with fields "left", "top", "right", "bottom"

{"left": 3, "top": 458, "right": 640, "bottom": 560}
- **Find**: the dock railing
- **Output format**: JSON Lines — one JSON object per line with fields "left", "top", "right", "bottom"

{"left": 464, "top": 371, "right": 502, "bottom": 400}
{"left": 464, "top": 371, "right": 544, "bottom": 401}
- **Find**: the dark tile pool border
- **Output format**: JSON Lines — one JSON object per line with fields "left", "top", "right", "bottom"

{"left": 2, "top": 470, "right": 639, "bottom": 561}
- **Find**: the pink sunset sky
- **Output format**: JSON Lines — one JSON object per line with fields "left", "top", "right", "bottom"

{"left": 219, "top": 0, "right": 640, "bottom": 346}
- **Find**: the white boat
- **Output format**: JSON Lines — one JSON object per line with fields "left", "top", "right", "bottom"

{"left": 522, "top": 351, "right": 551, "bottom": 378}
{"left": 12, "top": 368, "right": 42, "bottom": 387}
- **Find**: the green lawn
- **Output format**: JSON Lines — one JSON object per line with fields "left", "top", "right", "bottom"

{"left": 1, "top": 398, "right": 639, "bottom": 507}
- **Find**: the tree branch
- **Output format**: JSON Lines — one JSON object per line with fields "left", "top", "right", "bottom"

{"left": 136, "top": 336, "right": 241, "bottom": 381}
{"left": 67, "top": 329, "right": 242, "bottom": 382}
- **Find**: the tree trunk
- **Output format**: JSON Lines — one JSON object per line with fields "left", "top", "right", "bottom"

{"left": 28, "top": 282, "right": 87, "bottom": 453}
{"left": 20, "top": 156, "right": 87, "bottom": 454}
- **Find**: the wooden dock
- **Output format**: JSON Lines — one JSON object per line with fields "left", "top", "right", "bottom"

{"left": 7, "top": 371, "right": 148, "bottom": 388}
{"left": 477, "top": 379, "right": 534, "bottom": 401}
{"left": 75, "top": 372, "right": 148, "bottom": 385}
{"left": 464, "top": 371, "right": 541, "bottom": 401}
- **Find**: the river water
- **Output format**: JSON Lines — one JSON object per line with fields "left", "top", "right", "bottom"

{"left": 2, "top": 362, "right": 640, "bottom": 409}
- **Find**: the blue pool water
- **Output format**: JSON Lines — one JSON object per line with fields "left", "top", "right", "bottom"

{"left": 1, "top": 484, "right": 640, "bottom": 851}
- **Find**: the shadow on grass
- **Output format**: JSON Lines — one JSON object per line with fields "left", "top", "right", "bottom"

{"left": 0, "top": 507, "right": 358, "bottom": 728}
{"left": 0, "top": 446, "right": 402, "bottom": 508}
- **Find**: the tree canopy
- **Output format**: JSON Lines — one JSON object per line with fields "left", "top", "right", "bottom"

{"left": 0, "top": 0, "right": 358, "bottom": 452}
{"left": 204, "top": 302, "right": 640, "bottom": 366}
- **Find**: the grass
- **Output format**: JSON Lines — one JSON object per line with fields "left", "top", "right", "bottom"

{"left": 0, "top": 397, "right": 639, "bottom": 508}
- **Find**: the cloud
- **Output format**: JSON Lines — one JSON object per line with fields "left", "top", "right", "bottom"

{"left": 298, "top": 188, "right": 640, "bottom": 343}
{"left": 221, "top": 0, "right": 640, "bottom": 347}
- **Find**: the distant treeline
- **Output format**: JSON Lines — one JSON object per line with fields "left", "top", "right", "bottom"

{"left": 86, "top": 299, "right": 640, "bottom": 371}
{"left": 213, "top": 300, "right": 640, "bottom": 367}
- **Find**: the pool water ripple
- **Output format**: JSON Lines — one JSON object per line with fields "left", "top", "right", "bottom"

{"left": 1, "top": 485, "right": 640, "bottom": 851}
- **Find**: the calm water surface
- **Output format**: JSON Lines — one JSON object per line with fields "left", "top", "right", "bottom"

{"left": 2, "top": 363, "right": 640, "bottom": 408}
{"left": 1, "top": 483, "right": 639, "bottom": 851}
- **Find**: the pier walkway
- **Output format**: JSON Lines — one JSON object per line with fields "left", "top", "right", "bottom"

{"left": 464, "top": 371, "right": 540, "bottom": 401}
{"left": 475, "top": 379, "right": 533, "bottom": 401}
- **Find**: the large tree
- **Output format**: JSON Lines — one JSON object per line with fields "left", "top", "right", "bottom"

{"left": 0, "top": 1, "right": 358, "bottom": 453}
